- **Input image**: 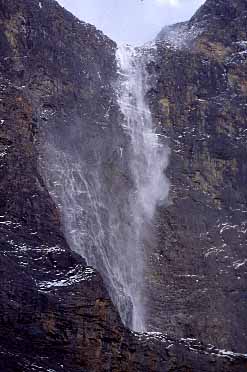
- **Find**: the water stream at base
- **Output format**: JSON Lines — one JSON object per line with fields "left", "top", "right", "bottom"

{"left": 40, "top": 44, "right": 169, "bottom": 332}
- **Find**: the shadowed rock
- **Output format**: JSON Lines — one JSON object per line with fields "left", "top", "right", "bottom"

{"left": 0, "top": 0, "right": 246, "bottom": 370}
{"left": 147, "top": 0, "right": 247, "bottom": 354}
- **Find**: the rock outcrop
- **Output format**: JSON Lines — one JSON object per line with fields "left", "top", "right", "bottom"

{"left": 0, "top": 0, "right": 246, "bottom": 371}
{"left": 148, "top": 0, "right": 247, "bottom": 354}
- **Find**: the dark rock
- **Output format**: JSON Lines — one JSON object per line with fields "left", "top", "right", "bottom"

{"left": 0, "top": 0, "right": 246, "bottom": 370}
{"left": 147, "top": 0, "right": 247, "bottom": 354}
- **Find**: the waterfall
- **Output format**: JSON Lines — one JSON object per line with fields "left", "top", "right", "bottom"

{"left": 116, "top": 44, "right": 170, "bottom": 330}
{"left": 117, "top": 44, "right": 169, "bottom": 224}
{"left": 39, "top": 43, "right": 169, "bottom": 332}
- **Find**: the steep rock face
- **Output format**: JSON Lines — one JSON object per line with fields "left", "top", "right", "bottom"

{"left": 0, "top": 0, "right": 125, "bottom": 370}
{"left": 0, "top": 0, "right": 246, "bottom": 371}
{"left": 157, "top": 0, "right": 247, "bottom": 57}
{"left": 148, "top": 0, "right": 247, "bottom": 353}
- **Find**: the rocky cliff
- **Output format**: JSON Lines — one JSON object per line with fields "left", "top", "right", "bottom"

{"left": 148, "top": 0, "right": 247, "bottom": 353}
{"left": 0, "top": 0, "right": 246, "bottom": 371}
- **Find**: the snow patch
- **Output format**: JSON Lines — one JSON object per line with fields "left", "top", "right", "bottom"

{"left": 234, "top": 40, "right": 247, "bottom": 48}
{"left": 233, "top": 259, "right": 247, "bottom": 270}
{"left": 38, "top": 266, "right": 95, "bottom": 290}
{"left": 157, "top": 23, "right": 203, "bottom": 49}
{"left": 216, "top": 348, "right": 247, "bottom": 360}
{"left": 205, "top": 247, "right": 224, "bottom": 258}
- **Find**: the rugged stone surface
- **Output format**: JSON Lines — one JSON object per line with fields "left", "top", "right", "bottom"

{"left": 147, "top": 0, "right": 247, "bottom": 354}
{"left": 0, "top": 0, "right": 246, "bottom": 371}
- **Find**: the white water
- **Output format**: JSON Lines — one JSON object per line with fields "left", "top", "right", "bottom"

{"left": 117, "top": 44, "right": 169, "bottom": 222}
{"left": 116, "top": 45, "right": 169, "bottom": 330}
{"left": 40, "top": 44, "right": 169, "bottom": 332}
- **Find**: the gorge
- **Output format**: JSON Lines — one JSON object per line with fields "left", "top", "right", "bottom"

{"left": 0, "top": 0, "right": 247, "bottom": 371}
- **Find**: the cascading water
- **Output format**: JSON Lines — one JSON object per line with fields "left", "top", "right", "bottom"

{"left": 39, "top": 43, "right": 169, "bottom": 332}
{"left": 117, "top": 44, "right": 169, "bottom": 227}
{"left": 116, "top": 44, "right": 170, "bottom": 330}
